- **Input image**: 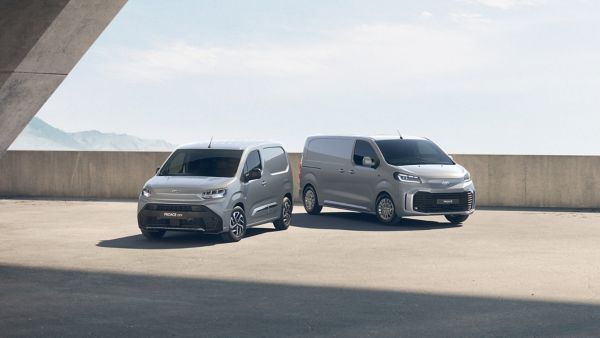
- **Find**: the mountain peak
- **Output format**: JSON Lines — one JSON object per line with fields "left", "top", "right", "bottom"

{"left": 9, "top": 117, "right": 176, "bottom": 151}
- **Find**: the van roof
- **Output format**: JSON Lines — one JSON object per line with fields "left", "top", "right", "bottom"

{"left": 306, "top": 135, "right": 427, "bottom": 141}
{"left": 177, "top": 140, "right": 283, "bottom": 150}
{"left": 369, "top": 135, "right": 427, "bottom": 141}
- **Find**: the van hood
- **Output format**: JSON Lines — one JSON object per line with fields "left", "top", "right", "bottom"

{"left": 394, "top": 164, "right": 467, "bottom": 181}
{"left": 145, "top": 176, "right": 234, "bottom": 194}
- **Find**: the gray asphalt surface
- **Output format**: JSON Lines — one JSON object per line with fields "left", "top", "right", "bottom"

{"left": 1, "top": 200, "right": 600, "bottom": 337}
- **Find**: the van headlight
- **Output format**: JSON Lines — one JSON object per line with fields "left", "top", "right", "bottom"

{"left": 464, "top": 171, "right": 471, "bottom": 182}
{"left": 202, "top": 188, "right": 227, "bottom": 199}
{"left": 141, "top": 187, "right": 151, "bottom": 198}
{"left": 394, "top": 172, "right": 421, "bottom": 183}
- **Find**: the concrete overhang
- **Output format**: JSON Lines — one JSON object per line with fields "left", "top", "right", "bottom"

{"left": 0, "top": 0, "right": 128, "bottom": 158}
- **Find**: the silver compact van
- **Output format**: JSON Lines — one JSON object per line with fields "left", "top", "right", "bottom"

{"left": 138, "top": 141, "right": 293, "bottom": 242}
{"left": 299, "top": 136, "right": 475, "bottom": 224}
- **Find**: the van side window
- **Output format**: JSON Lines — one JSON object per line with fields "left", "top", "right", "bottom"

{"left": 243, "top": 150, "right": 262, "bottom": 175}
{"left": 353, "top": 140, "right": 378, "bottom": 166}
{"left": 262, "top": 147, "right": 288, "bottom": 173}
{"left": 307, "top": 138, "right": 354, "bottom": 164}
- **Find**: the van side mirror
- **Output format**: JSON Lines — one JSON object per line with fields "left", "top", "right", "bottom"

{"left": 155, "top": 167, "right": 160, "bottom": 174}
{"left": 245, "top": 168, "right": 262, "bottom": 182}
{"left": 362, "top": 156, "right": 376, "bottom": 168}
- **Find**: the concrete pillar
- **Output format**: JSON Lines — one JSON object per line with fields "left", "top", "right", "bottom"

{"left": 0, "top": 0, "right": 127, "bottom": 158}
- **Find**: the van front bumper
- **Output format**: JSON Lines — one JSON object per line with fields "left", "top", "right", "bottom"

{"left": 137, "top": 203, "right": 224, "bottom": 233}
{"left": 397, "top": 181, "right": 476, "bottom": 217}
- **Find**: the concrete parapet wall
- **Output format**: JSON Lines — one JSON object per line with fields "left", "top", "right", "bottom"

{"left": 0, "top": 151, "right": 168, "bottom": 199}
{"left": 452, "top": 154, "right": 600, "bottom": 209}
{"left": 0, "top": 151, "right": 598, "bottom": 209}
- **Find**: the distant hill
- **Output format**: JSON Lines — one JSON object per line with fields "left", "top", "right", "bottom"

{"left": 9, "top": 117, "right": 176, "bottom": 151}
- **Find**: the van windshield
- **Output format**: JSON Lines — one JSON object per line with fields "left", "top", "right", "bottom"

{"left": 159, "top": 149, "right": 243, "bottom": 177}
{"left": 375, "top": 139, "right": 454, "bottom": 166}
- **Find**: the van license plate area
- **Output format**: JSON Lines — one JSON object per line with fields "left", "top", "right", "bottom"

{"left": 436, "top": 199, "right": 459, "bottom": 205}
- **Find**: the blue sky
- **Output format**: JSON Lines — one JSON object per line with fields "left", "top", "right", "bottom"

{"left": 36, "top": 0, "right": 600, "bottom": 153}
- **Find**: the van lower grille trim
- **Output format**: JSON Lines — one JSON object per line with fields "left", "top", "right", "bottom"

{"left": 413, "top": 191, "right": 474, "bottom": 213}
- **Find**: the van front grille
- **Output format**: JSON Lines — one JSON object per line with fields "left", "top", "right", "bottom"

{"left": 138, "top": 204, "right": 222, "bottom": 233}
{"left": 413, "top": 191, "right": 474, "bottom": 213}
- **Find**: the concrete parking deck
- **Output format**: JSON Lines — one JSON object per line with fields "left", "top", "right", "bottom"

{"left": 1, "top": 200, "right": 600, "bottom": 337}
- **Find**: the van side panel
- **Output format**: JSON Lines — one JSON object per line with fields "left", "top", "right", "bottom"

{"left": 241, "top": 149, "right": 272, "bottom": 225}
{"left": 302, "top": 137, "right": 355, "bottom": 204}
{"left": 341, "top": 139, "right": 384, "bottom": 211}
{"left": 262, "top": 146, "right": 293, "bottom": 219}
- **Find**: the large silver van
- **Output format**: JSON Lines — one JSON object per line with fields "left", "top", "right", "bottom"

{"left": 299, "top": 136, "right": 475, "bottom": 224}
{"left": 138, "top": 141, "right": 293, "bottom": 242}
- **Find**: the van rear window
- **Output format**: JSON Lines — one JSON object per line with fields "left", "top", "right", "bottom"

{"left": 159, "top": 149, "right": 243, "bottom": 177}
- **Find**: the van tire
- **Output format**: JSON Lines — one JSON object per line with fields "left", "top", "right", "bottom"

{"left": 221, "top": 206, "right": 246, "bottom": 242}
{"left": 273, "top": 196, "right": 293, "bottom": 230}
{"left": 445, "top": 214, "right": 469, "bottom": 224}
{"left": 375, "top": 194, "right": 398, "bottom": 224}
{"left": 303, "top": 186, "right": 323, "bottom": 215}
{"left": 141, "top": 229, "right": 166, "bottom": 240}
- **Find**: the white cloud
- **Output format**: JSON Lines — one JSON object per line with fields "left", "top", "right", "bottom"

{"left": 466, "top": 0, "right": 546, "bottom": 9}
{"left": 450, "top": 12, "right": 491, "bottom": 25}
{"left": 419, "top": 11, "right": 434, "bottom": 19}
{"left": 110, "top": 22, "right": 488, "bottom": 84}
{"left": 111, "top": 42, "right": 328, "bottom": 80}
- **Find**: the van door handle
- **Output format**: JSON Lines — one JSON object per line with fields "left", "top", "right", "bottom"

{"left": 337, "top": 169, "right": 345, "bottom": 173}
{"left": 261, "top": 180, "right": 267, "bottom": 186}
{"left": 348, "top": 169, "right": 355, "bottom": 174}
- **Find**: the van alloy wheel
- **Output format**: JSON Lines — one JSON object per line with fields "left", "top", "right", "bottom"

{"left": 274, "top": 196, "right": 292, "bottom": 230}
{"left": 303, "top": 186, "right": 323, "bottom": 215}
{"left": 230, "top": 210, "right": 245, "bottom": 237}
{"left": 222, "top": 207, "right": 246, "bottom": 242}
{"left": 304, "top": 189, "right": 315, "bottom": 211}
{"left": 282, "top": 198, "right": 292, "bottom": 225}
{"left": 376, "top": 195, "right": 396, "bottom": 224}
